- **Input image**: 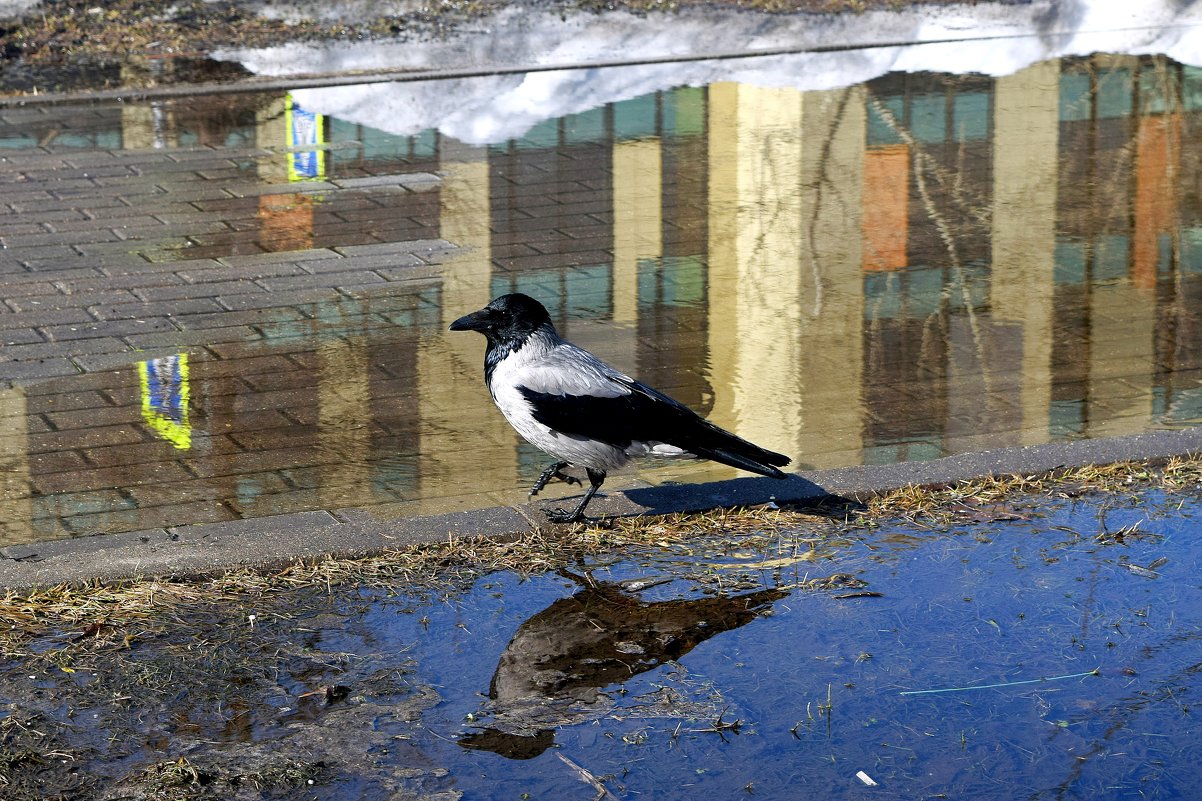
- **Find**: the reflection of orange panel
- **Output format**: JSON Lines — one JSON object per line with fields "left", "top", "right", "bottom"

{"left": 862, "top": 144, "right": 910, "bottom": 271}
{"left": 1134, "top": 113, "right": 1180, "bottom": 290}
{"left": 258, "top": 193, "right": 315, "bottom": 253}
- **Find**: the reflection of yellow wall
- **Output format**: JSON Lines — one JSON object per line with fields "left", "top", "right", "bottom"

{"left": 121, "top": 65, "right": 169, "bottom": 149}
{"left": 796, "top": 87, "right": 866, "bottom": 467}
{"left": 256, "top": 96, "right": 289, "bottom": 184}
{"left": 992, "top": 60, "right": 1060, "bottom": 445}
{"left": 613, "top": 140, "right": 663, "bottom": 324}
{"left": 707, "top": 83, "right": 803, "bottom": 456}
{"left": 1089, "top": 284, "right": 1155, "bottom": 438}
{"left": 318, "top": 336, "right": 372, "bottom": 507}
{"left": 418, "top": 140, "right": 519, "bottom": 502}
{"left": 707, "top": 83, "right": 864, "bottom": 469}
{"left": 0, "top": 388, "right": 30, "bottom": 545}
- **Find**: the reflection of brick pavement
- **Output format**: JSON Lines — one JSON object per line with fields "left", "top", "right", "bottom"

{"left": 0, "top": 104, "right": 473, "bottom": 547}
{"left": 0, "top": 143, "right": 453, "bottom": 383}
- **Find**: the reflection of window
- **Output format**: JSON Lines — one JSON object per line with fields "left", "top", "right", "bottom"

{"left": 491, "top": 263, "right": 614, "bottom": 322}
{"left": 638, "top": 256, "right": 705, "bottom": 308}
{"left": 866, "top": 81, "right": 992, "bottom": 145}
{"left": 140, "top": 354, "right": 191, "bottom": 450}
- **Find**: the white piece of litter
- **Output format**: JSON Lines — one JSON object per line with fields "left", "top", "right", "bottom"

{"left": 856, "top": 771, "right": 878, "bottom": 787}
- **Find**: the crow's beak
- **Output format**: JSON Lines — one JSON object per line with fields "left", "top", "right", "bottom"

{"left": 449, "top": 308, "right": 489, "bottom": 332}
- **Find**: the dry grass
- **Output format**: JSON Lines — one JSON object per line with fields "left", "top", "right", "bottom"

{"left": 2, "top": 454, "right": 1200, "bottom": 656}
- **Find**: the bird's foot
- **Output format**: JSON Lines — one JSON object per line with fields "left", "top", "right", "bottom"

{"left": 543, "top": 507, "right": 588, "bottom": 524}
{"left": 528, "top": 464, "right": 583, "bottom": 498}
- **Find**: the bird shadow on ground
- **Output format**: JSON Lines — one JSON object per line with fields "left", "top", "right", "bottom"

{"left": 620, "top": 473, "right": 862, "bottom": 519}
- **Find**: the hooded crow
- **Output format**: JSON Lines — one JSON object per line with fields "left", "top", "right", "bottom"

{"left": 449, "top": 293, "right": 791, "bottom": 523}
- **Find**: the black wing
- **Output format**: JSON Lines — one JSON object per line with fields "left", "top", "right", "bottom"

{"left": 518, "top": 380, "right": 790, "bottom": 479}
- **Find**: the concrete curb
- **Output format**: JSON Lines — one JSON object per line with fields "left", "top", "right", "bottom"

{"left": 2, "top": 426, "right": 1200, "bottom": 589}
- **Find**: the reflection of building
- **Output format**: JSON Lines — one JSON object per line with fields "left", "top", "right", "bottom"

{"left": 5, "top": 53, "right": 1202, "bottom": 543}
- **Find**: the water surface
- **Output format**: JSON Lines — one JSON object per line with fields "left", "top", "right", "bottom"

{"left": 2, "top": 48, "right": 1202, "bottom": 543}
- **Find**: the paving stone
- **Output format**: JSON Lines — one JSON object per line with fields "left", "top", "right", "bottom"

{"left": 91, "top": 297, "right": 225, "bottom": 320}
{"left": 171, "top": 306, "right": 306, "bottom": 331}
{"left": 176, "top": 261, "right": 308, "bottom": 283}
{"left": 0, "top": 358, "right": 79, "bottom": 383}
{"left": 41, "top": 317, "right": 179, "bottom": 342}
{"left": 0, "top": 308, "right": 93, "bottom": 330}
{"left": 217, "top": 287, "right": 345, "bottom": 311}
{"left": 7, "top": 290, "right": 141, "bottom": 313}
{"left": 257, "top": 270, "right": 386, "bottom": 291}
{"left": 134, "top": 279, "right": 261, "bottom": 302}
{"left": 333, "top": 239, "right": 455, "bottom": 257}
{"left": 0, "top": 336, "right": 129, "bottom": 363}
{"left": 121, "top": 325, "right": 261, "bottom": 349}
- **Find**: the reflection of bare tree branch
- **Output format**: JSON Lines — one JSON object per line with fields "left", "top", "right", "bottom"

{"left": 866, "top": 93, "right": 993, "bottom": 396}
{"left": 804, "top": 87, "right": 856, "bottom": 320}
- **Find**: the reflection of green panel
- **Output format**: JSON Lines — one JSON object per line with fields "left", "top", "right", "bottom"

{"left": 614, "top": 93, "right": 658, "bottom": 141}
{"left": 964, "top": 263, "right": 989, "bottom": 308}
{"left": 1050, "top": 399, "right": 1084, "bottom": 439}
{"left": 61, "top": 133, "right": 121, "bottom": 149}
{"left": 1167, "top": 387, "right": 1202, "bottom": 423}
{"left": 1159, "top": 232, "right": 1173, "bottom": 275}
{"left": 863, "top": 272, "right": 901, "bottom": 319}
{"left": 490, "top": 274, "right": 511, "bottom": 301}
{"left": 1054, "top": 239, "right": 1086, "bottom": 284}
{"left": 662, "top": 256, "right": 704, "bottom": 307}
{"left": 1094, "top": 235, "right": 1129, "bottom": 282}
{"left": 328, "top": 118, "right": 360, "bottom": 164}
{"left": 1059, "top": 71, "right": 1092, "bottom": 122}
{"left": 329, "top": 118, "right": 358, "bottom": 141}
{"left": 412, "top": 129, "right": 437, "bottom": 158}
{"left": 0, "top": 133, "right": 38, "bottom": 148}
{"left": 952, "top": 92, "right": 989, "bottom": 141}
{"left": 512, "top": 276, "right": 558, "bottom": 319}
{"left": 867, "top": 96, "right": 906, "bottom": 145}
{"left": 517, "top": 441, "right": 551, "bottom": 482}
{"left": 907, "top": 266, "right": 943, "bottom": 317}
{"left": 1096, "top": 68, "right": 1133, "bottom": 119}
{"left": 564, "top": 108, "right": 606, "bottom": 144}
{"left": 1185, "top": 67, "right": 1202, "bottom": 111}
{"left": 362, "top": 126, "right": 412, "bottom": 160}
{"left": 911, "top": 93, "right": 945, "bottom": 143}
{"left": 664, "top": 87, "right": 704, "bottom": 138}
{"left": 518, "top": 119, "right": 559, "bottom": 149}
{"left": 1183, "top": 227, "right": 1202, "bottom": 273}
{"left": 638, "top": 259, "right": 658, "bottom": 307}
{"left": 1140, "top": 66, "right": 1169, "bottom": 114}
{"left": 909, "top": 442, "right": 942, "bottom": 462}
{"left": 863, "top": 444, "right": 901, "bottom": 465}
{"left": 566, "top": 264, "right": 612, "bottom": 317}
{"left": 946, "top": 264, "right": 988, "bottom": 311}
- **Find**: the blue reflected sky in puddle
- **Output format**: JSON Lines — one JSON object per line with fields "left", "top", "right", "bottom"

{"left": 337, "top": 485, "right": 1202, "bottom": 800}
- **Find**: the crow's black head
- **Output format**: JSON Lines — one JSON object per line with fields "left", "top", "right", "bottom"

{"left": 449, "top": 293, "right": 554, "bottom": 345}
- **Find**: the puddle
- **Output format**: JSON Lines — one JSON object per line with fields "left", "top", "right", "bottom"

{"left": 4, "top": 18, "right": 1202, "bottom": 545}
{"left": 4, "top": 478, "right": 1202, "bottom": 799}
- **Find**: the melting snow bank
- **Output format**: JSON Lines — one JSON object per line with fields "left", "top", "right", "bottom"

{"left": 216, "top": 0, "right": 1202, "bottom": 145}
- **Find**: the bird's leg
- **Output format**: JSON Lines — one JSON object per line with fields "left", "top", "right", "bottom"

{"left": 529, "top": 461, "right": 582, "bottom": 498}
{"left": 545, "top": 469, "right": 606, "bottom": 524}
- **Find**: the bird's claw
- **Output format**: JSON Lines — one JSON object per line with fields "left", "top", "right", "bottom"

{"left": 529, "top": 464, "right": 582, "bottom": 498}
{"left": 544, "top": 507, "right": 586, "bottom": 524}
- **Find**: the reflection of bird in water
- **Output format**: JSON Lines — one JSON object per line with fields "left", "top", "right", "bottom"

{"left": 457, "top": 572, "right": 786, "bottom": 759}
{"left": 450, "top": 293, "right": 791, "bottom": 522}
